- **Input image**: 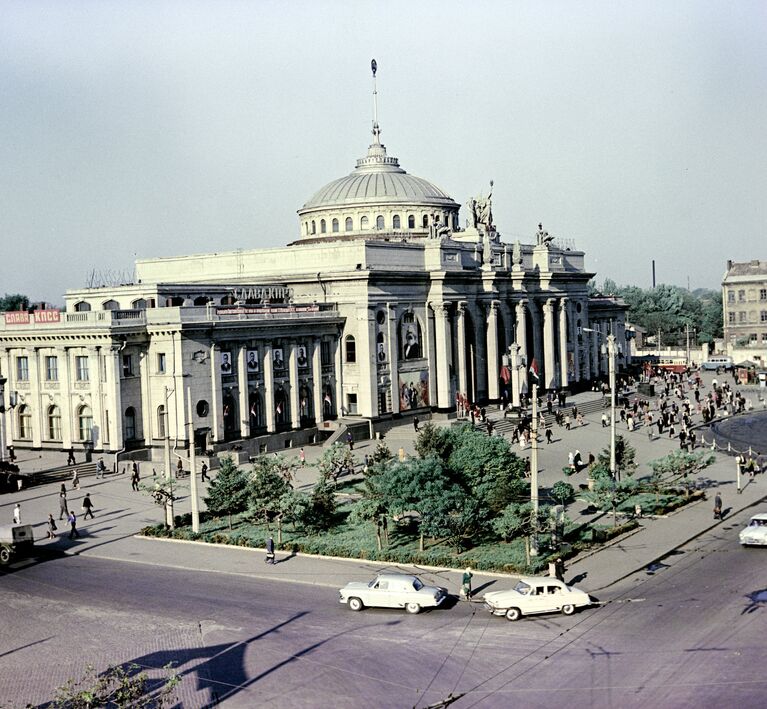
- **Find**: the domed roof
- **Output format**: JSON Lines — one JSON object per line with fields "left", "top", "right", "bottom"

{"left": 299, "top": 141, "right": 458, "bottom": 213}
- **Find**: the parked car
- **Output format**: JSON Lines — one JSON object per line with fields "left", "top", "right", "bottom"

{"left": 483, "top": 576, "right": 592, "bottom": 621}
{"left": 0, "top": 524, "right": 35, "bottom": 565}
{"left": 739, "top": 513, "right": 767, "bottom": 546}
{"left": 339, "top": 572, "right": 448, "bottom": 614}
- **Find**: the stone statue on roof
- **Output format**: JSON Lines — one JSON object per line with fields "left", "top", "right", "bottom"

{"left": 466, "top": 180, "right": 494, "bottom": 232}
{"left": 536, "top": 222, "right": 555, "bottom": 247}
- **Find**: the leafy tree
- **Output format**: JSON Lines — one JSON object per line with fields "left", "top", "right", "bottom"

{"left": 349, "top": 496, "right": 388, "bottom": 551}
{"left": 370, "top": 439, "right": 394, "bottom": 464}
{"left": 551, "top": 481, "right": 576, "bottom": 506}
{"left": 648, "top": 450, "right": 715, "bottom": 499}
{"left": 317, "top": 443, "right": 356, "bottom": 485}
{"left": 248, "top": 455, "right": 291, "bottom": 526}
{"left": 0, "top": 293, "right": 29, "bottom": 312}
{"left": 597, "top": 435, "right": 637, "bottom": 478}
{"left": 492, "top": 502, "right": 552, "bottom": 565}
{"left": 301, "top": 475, "right": 337, "bottom": 532}
{"left": 414, "top": 422, "right": 447, "bottom": 459}
{"left": 52, "top": 662, "right": 179, "bottom": 708}
{"left": 204, "top": 456, "right": 249, "bottom": 529}
{"left": 582, "top": 475, "right": 638, "bottom": 526}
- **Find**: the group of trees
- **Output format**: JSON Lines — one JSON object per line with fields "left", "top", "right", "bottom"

{"left": 0, "top": 293, "right": 29, "bottom": 311}
{"left": 597, "top": 279, "right": 722, "bottom": 346}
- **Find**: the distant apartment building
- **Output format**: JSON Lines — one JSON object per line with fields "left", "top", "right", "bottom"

{"left": 722, "top": 259, "right": 767, "bottom": 355}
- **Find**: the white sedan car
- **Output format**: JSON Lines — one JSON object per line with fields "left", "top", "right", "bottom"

{"left": 483, "top": 576, "right": 592, "bottom": 621}
{"left": 339, "top": 572, "right": 448, "bottom": 614}
{"left": 739, "top": 513, "right": 767, "bottom": 546}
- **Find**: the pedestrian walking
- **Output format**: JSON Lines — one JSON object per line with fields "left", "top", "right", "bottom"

{"left": 176, "top": 458, "right": 184, "bottom": 478}
{"left": 131, "top": 467, "right": 140, "bottom": 491}
{"left": 714, "top": 493, "right": 722, "bottom": 520}
{"left": 68, "top": 511, "right": 80, "bottom": 539}
{"left": 201, "top": 462, "right": 209, "bottom": 482}
{"left": 413, "top": 416, "right": 420, "bottom": 432}
{"left": 549, "top": 557, "right": 565, "bottom": 582}
{"left": 346, "top": 431, "right": 354, "bottom": 450}
{"left": 601, "top": 412, "right": 608, "bottom": 428}
{"left": 72, "top": 469, "right": 80, "bottom": 490}
{"left": 46, "top": 513, "right": 57, "bottom": 539}
{"left": 81, "top": 493, "right": 95, "bottom": 519}
{"left": 66, "top": 446, "right": 76, "bottom": 465}
{"left": 461, "top": 567, "right": 473, "bottom": 600}
{"left": 299, "top": 447, "right": 306, "bottom": 466}
{"left": 545, "top": 427, "right": 553, "bottom": 444}
{"left": 564, "top": 414, "right": 571, "bottom": 430}
{"left": 59, "top": 484, "right": 69, "bottom": 520}
{"left": 96, "top": 458, "right": 107, "bottom": 478}
{"left": 265, "top": 536, "right": 276, "bottom": 564}
{"left": 13, "top": 503, "right": 21, "bottom": 525}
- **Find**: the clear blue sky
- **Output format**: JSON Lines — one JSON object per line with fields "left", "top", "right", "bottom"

{"left": 1, "top": 0, "right": 765, "bottom": 304}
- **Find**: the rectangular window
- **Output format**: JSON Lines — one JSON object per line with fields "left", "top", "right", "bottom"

{"left": 728, "top": 312, "right": 736, "bottom": 323}
{"left": 760, "top": 289, "right": 767, "bottom": 301}
{"left": 750, "top": 333, "right": 758, "bottom": 343}
{"left": 347, "top": 392, "right": 358, "bottom": 415}
{"left": 16, "top": 356, "right": 29, "bottom": 381}
{"left": 157, "top": 352, "right": 166, "bottom": 374}
{"left": 728, "top": 291, "right": 735, "bottom": 303}
{"left": 321, "top": 340, "right": 332, "bottom": 366}
{"left": 738, "top": 290, "right": 746, "bottom": 302}
{"left": 122, "top": 354, "right": 133, "bottom": 377}
{"left": 75, "top": 355, "right": 89, "bottom": 381}
{"left": 45, "top": 355, "right": 58, "bottom": 381}
{"left": 739, "top": 312, "right": 747, "bottom": 323}
{"left": 761, "top": 311, "right": 767, "bottom": 323}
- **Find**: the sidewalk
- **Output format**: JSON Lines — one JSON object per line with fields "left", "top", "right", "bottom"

{"left": 1, "top": 371, "right": 765, "bottom": 598}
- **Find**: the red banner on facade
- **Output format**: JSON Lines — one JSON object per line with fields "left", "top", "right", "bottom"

{"left": 4, "top": 311, "right": 30, "bottom": 325}
{"left": 34, "top": 309, "right": 61, "bottom": 323}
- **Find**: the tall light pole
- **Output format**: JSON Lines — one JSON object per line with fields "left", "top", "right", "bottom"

{"left": 507, "top": 344, "right": 522, "bottom": 409}
{"left": 0, "top": 376, "right": 6, "bottom": 464}
{"left": 187, "top": 387, "right": 200, "bottom": 532}
{"left": 530, "top": 381, "right": 539, "bottom": 555}
{"left": 163, "top": 385, "right": 174, "bottom": 529}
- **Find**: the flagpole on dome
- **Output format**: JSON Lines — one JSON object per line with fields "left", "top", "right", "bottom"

{"left": 371, "top": 58, "right": 381, "bottom": 144}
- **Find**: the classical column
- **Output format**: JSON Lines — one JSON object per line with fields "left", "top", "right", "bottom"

{"left": 61, "top": 347, "right": 74, "bottom": 448}
{"left": 591, "top": 324, "right": 600, "bottom": 379}
{"left": 559, "top": 298, "right": 569, "bottom": 390}
{"left": 531, "top": 301, "right": 544, "bottom": 374}
{"left": 107, "top": 348, "right": 123, "bottom": 449}
{"left": 312, "top": 337, "right": 323, "bottom": 424}
{"left": 515, "top": 301, "right": 528, "bottom": 366}
{"left": 542, "top": 299, "right": 556, "bottom": 390}
{"left": 210, "top": 344, "right": 223, "bottom": 442}
{"left": 88, "top": 346, "right": 104, "bottom": 449}
{"left": 263, "top": 344, "right": 275, "bottom": 433}
{"left": 486, "top": 301, "right": 500, "bottom": 401}
{"left": 237, "top": 344, "right": 250, "bottom": 438}
{"left": 432, "top": 302, "right": 452, "bottom": 410}
{"left": 424, "top": 307, "right": 437, "bottom": 407}
{"left": 333, "top": 335, "right": 343, "bottom": 417}
{"left": 28, "top": 348, "right": 42, "bottom": 448}
{"left": 289, "top": 342, "right": 301, "bottom": 429}
{"left": 387, "top": 304, "right": 400, "bottom": 414}
{"left": 456, "top": 302, "right": 468, "bottom": 401}
{"left": 471, "top": 303, "right": 488, "bottom": 401}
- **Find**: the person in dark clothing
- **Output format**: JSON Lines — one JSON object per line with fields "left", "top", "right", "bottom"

{"left": 265, "top": 536, "right": 275, "bottom": 564}
{"left": 66, "top": 447, "right": 76, "bottom": 466}
{"left": 131, "top": 468, "right": 140, "bottom": 491}
{"left": 714, "top": 493, "right": 722, "bottom": 520}
{"left": 81, "top": 493, "right": 95, "bottom": 519}
{"left": 59, "top": 484, "right": 69, "bottom": 520}
{"left": 201, "top": 462, "right": 209, "bottom": 482}
{"left": 413, "top": 416, "right": 420, "bottom": 432}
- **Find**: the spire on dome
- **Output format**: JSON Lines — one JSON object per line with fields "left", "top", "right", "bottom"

{"left": 371, "top": 58, "right": 381, "bottom": 144}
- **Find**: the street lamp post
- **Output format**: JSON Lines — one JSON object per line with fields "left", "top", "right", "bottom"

{"left": 530, "top": 382, "right": 539, "bottom": 555}
{"left": 163, "top": 385, "right": 174, "bottom": 529}
{"left": 507, "top": 344, "right": 521, "bottom": 409}
{"left": 187, "top": 387, "right": 200, "bottom": 532}
{"left": 583, "top": 328, "right": 618, "bottom": 481}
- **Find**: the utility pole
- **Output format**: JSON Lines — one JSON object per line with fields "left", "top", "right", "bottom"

{"left": 607, "top": 334, "right": 617, "bottom": 481}
{"left": 530, "top": 382, "right": 539, "bottom": 555}
{"left": 187, "top": 387, "right": 200, "bottom": 532}
{"left": 163, "top": 385, "right": 174, "bottom": 529}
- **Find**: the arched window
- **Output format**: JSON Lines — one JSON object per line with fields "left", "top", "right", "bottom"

{"left": 376, "top": 215, "right": 385, "bottom": 229}
{"left": 393, "top": 214, "right": 401, "bottom": 229}
{"left": 157, "top": 405, "right": 166, "bottom": 438}
{"left": 320, "top": 219, "right": 326, "bottom": 233}
{"left": 345, "top": 335, "right": 357, "bottom": 363}
{"left": 74, "top": 301, "right": 91, "bottom": 312}
{"left": 345, "top": 217, "right": 353, "bottom": 231}
{"left": 332, "top": 218, "right": 339, "bottom": 232}
{"left": 124, "top": 406, "right": 136, "bottom": 440}
{"left": 102, "top": 299, "right": 119, "bottom": 310}
{"left": 408, "top": 215, "right": 415, "bottom": 229}
{"left": 311, "top": 220, "right": 316, "bottom": 235}
{"left": 274, "top": 388, "right": 288, "bottom": 424}
{"left": 193, "top": 296, "right": 209, "bottom": 306}
{"left": 248, "top": 392, "right": 263, "bottom": 429}
{"left": 78, "top": 405, "right": 93, "bottom": 442}
{"left": 360, "top": 216, "right": 369, "bottom": 229}
{"left": 422, "top": 214, "right": 429, "bottom": 228}
{"left": 18, "top": 405, "right": 32, "bottom": 439}
{"left": 131, "top": 298, "right": 147, "bottom": 310}
{"left": 47, "top": 405, "right": 62, "bottom": 440}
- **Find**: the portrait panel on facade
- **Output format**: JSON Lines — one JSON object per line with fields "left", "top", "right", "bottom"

{"left": 246, "top": 349, "right": 259, "bottom": 373}
{"left": 273, "top": 347, "right": 285, "bottom": 370}
{"left": 399, "top": 370, "right": 429, "bottom": 410}
{"left": 297, "top": 344, "right": 308, "bottom": 368}
{"left": 399, "top": 316, "right": 423, "bottom": 360}
{"left": 220, "top": 351, "right": 233, "bottom": 374}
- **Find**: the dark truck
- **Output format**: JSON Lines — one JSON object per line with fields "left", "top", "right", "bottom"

{"left": 0, "top": 524, "right": 35, "bottom": 565}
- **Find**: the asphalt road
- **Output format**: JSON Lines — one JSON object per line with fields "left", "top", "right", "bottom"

{"left": 1, "top": 505, "right": 766, "bottom": 709}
